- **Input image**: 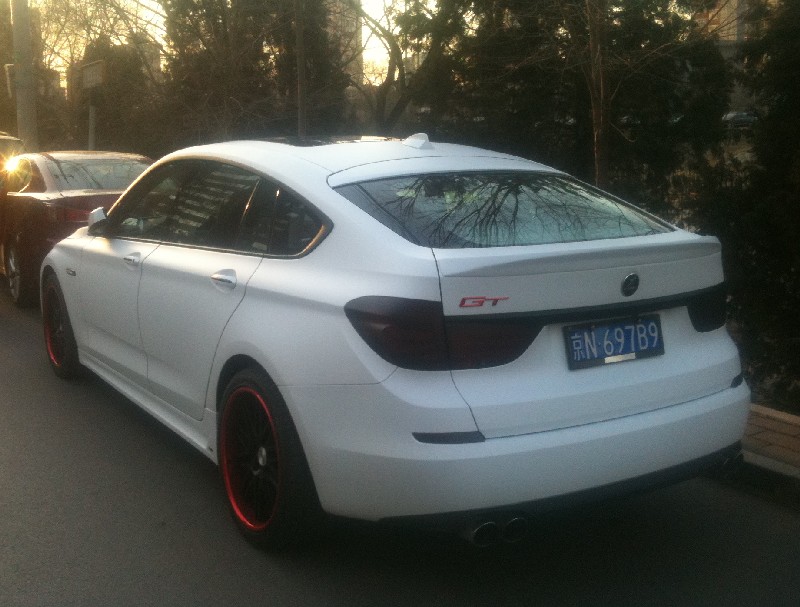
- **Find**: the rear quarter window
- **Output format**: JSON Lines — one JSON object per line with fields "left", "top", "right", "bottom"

{"left": 335, "top": 172, "right": 671, "bottom": 248}
{"left": 236, "top": 180, "right": 326, "bottom": 256}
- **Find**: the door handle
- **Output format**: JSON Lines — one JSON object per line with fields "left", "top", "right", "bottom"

{"left": 211, "top": 270, "right": 237, "bottom": 289}
{"left": 123, "top": 253, "right": 141, "bottom": 267}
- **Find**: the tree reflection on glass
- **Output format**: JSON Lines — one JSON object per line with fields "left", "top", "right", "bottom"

{"left": 351, "top": 172, "right": 669, "bottom": 248}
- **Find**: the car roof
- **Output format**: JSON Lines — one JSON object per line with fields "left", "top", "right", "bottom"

{"left": 159, "top": 134, "right": 558, "bottom": 187}
{"left": 28, "top": 150, "right": 152, "bottom": 162}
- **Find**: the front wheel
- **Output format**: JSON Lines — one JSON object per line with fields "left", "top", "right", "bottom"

{"left": 41, "top": 273, "right": 83, "bottom": 379}
{"left": 218, "top": 368, "right": 321, "bottom": 549}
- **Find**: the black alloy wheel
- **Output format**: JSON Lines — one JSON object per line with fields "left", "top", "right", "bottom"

{"left": 221, "top": 384, "right": 281, "bottom": 530}
{"left": 6, "top": 240, "right": 35, "bottom": 307}
{"left": 41, "top": 273, "right": 82, "bottom": 379}
{"left": 219, "top": 368, "right": 321, "bottom": 548}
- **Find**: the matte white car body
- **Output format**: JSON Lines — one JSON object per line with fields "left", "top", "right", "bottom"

{"left": 42, "top": 136, "right": 750, "bottom": 524}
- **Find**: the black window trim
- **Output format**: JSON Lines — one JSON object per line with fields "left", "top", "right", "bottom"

{"left": 100, "top": 158, "right": 333, "bottom": 259}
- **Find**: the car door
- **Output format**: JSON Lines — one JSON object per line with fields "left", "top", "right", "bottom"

{"left": 137, "top": 161, "right": 262, "bottom": 420}
{"left": 76, "top": 162, "right": 188, "bottom": 385}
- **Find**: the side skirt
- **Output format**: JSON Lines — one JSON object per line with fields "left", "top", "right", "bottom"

{"left": 80, "top": 351, "right": 219, "bottom": 463}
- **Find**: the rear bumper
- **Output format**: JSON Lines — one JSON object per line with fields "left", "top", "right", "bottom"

{"left": 381, "top": 441, "right": 742, "bottom": 530}
{"left": 289, "top": 382, "right": 750, "bottom": 521}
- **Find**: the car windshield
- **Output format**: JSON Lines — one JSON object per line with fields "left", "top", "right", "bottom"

{"left": 45, "top": 156, "right": 150, "bottom": 191}
{"left": 336, "top": 172, "right": 671, "bottom": 248}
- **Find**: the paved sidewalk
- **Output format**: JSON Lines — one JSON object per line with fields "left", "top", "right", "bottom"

{"left": 743, "top": 404, "right": 800, "bottom": 480}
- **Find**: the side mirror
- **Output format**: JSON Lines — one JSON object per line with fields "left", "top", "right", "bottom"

{"left": 87, "top": 206, "right": 108, "bottom": 236}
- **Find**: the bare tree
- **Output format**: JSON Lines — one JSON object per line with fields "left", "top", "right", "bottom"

{"left": 35, "top": 0, "right": 164, "bottom": 81}
{"left": 338, "top": 0, "right": 469, "bottom": 134}
{"left": 478, "top": 0, "right": 746, "bottom": 186}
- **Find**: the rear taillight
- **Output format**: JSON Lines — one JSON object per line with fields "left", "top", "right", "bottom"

{"left": 687, "top": 284, "right": 727, "bottom": 332}
{"left": 63, "top": 207, "right": 91, "bottom": 222}
{"left": 345, "top": 297, "right": 449, "bottom": 370}
{"left": 345, "top": 296, "right": 540, "bottom": 371}
{"left": 446, "top": 318, "right": 542, "bottom": 369}
{"left": 47, "top": 206, "right": 92, "bottom": 223}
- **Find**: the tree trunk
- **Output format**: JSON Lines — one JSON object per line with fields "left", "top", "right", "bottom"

{"left": 585, "top": 0, "right": 609, "bottom": 188}
{"left": 294, "top": 0, "right": 307, "bottom": 137}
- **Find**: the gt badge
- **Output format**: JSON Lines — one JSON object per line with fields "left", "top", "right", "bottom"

{"left": 459, "top": 296, "right": 509, "bottom": 308}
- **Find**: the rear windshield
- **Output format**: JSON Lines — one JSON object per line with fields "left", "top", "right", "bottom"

{"left": 335, "top": 172, "right": 671, "bottom": 248}
{"left": 45, "top": 157, "right": 151, "bottom": 191}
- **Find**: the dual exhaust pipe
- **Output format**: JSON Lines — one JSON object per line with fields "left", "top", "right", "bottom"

{"left": 463, "top": 516, "right": 528, "bottom": 547}
{"left": 461, "top": 452, "right": 746, "bottom": 547}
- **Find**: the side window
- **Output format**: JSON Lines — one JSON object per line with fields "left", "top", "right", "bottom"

{"left": 109, "top": 162, "right": 191, "bottom": 240}
{"left": 236, "top": 180, "right": 325, "bottom": 256}
{"left": 108, "top": 161, "right": 259, "bottom": 248}
{"left": 235, "top": 181, "right": 275, "bottom": 253}
{"left": 167, "top": 164, "right": 258, "bottom": 248}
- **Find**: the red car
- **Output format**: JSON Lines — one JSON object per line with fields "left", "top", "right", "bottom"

{"left": 0, "top": 150, "right": 151, "bottom": 305}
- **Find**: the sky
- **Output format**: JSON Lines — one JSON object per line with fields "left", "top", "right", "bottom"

{"left": 360, "top": 0, "right": 391, "bottom": 69}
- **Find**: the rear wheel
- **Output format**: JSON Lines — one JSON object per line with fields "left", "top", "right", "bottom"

{"left": 6, "top": 238, "right": 36, "bottom": 307}
{"left": 41, "top": 273, "right": 82, "bottom": 379}
{"left": 218, "top": 368, "right": 321, "bottom": 549}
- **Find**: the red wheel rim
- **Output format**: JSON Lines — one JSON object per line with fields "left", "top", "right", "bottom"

{"left": 220, "top": 386, "right": 282, "bottom": 531}
{"left": 43, "top": 284, "right": 66, "bottom": 368}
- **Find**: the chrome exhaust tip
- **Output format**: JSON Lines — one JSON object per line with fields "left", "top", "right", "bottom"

{"left": 501, "top": 516, "right": 528, "bottom": 543}
{"left": 463, "top": 520, "right": 501, "bottom": 547}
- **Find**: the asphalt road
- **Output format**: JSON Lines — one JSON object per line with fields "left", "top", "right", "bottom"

{"left": 1, "top": 291, "right": 799, "bottom": 606}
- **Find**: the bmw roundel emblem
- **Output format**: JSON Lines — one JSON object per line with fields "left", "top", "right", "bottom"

{"left": 621, "top": 273, "right": 640, "bottom": 297}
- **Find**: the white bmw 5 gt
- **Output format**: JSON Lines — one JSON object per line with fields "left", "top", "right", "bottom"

{"left": 40, "top": 134, "right": 750, "bottom": 548}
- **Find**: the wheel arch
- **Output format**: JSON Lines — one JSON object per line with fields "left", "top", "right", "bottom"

{"left": 39, "top": 264, "right": 55, "bottom": 303}
{"left": 216, "top": 355, "right": 272, "bottom": 416}
{"left": 213, "top": 355, "right": 318, "bottom": 482}
{"left": 40, "top": 263, "right": 57, "bottom": 284}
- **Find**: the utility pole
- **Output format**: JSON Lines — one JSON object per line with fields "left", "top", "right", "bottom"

{"left": 82, "top": 60, "right": 105, "bottom": 151}
{"left": 10, "top": 0, "right": 38, "bottom": 150}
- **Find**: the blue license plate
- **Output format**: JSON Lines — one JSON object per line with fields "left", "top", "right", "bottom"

{"left": 563, "top": 314, "right": 664, "bottom": 370}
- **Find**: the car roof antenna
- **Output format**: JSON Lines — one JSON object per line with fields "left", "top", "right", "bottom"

{"left": 402, "top": 133, "right": 433, "bottom": 150}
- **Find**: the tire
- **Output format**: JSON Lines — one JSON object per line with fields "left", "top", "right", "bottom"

{"left": 41, "top": 273, "right": 83, "bottom": 379}
{"left": 6, "top": 238, "right": 36, "bottom": 307}
{"left": 218, "top": 368, "right": 322, "bottom": 549}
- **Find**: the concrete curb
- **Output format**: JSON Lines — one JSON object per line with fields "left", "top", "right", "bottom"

{"left": 743, "top": 451, "right": 800, "bottom": 481}
{"left": 743, "top": 404, "right": 800, "bottom": 481}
